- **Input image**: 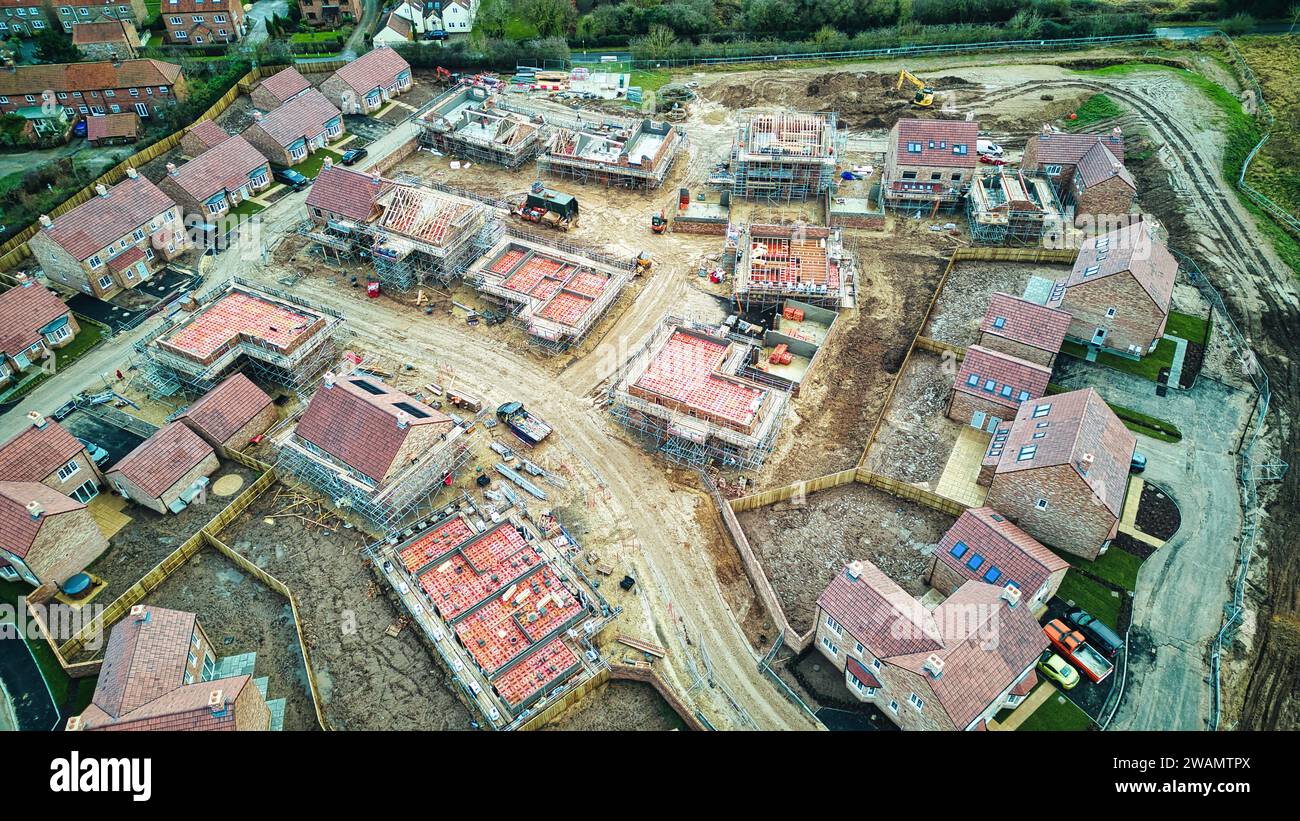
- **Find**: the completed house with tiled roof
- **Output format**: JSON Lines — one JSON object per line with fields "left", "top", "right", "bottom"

{"left": 306, "top": 162, "right": 388, "bottom": 225}
{"left": 158, "top": 134, "right": 271, "bottom": 220}
{"left": 52, "top": 1, "right": 148, "bottom": 32}
{"left": 161, "top": 0, "right": 244, "bottom": 45}
{"left": 250, "top": 66, "right": 312, "bottom": 111}
{"left": 85, "top": 111, "right": 139, "bottom": 146}
{"left": 1023, "top": 128, "right": 1134, "bottom": 219}
{"left": 179, "top": 373, "right": 276, "bottom": 457}
{"left": 928, "top": 507, "right": 1069, "bottom": 612}
{"left": 0, "top": 412, "right": 105, "bottom": 502}
{"left": 241, "top": 88, "right": 344, "bottom": 167}
{"left": 814, "top": 559, "right": 1047, "bottom": 730}
{"left": 0, "top": 58, "right": 186, "bottom": 120}
{"left": 1048, "top": 219, "right": 1178, "bottom": 358}
{"left": 29, "top": 169, "right": 185, "bottom": 300}
{"left": 883, "top": 118, "right": 980, "bottom": 209}
{"left": 180, "top": 118, "right": 230, "bottom": 157}
{"left": 320, "top": 46, "right": 412, "bottom": 114}
{"left": 0, "top": 481, "right": 108, "bottom": 588}
{"left": 297, "top": 0, "right": 359, "bottom": 27}
{"left": 0, "top": 277, "right": 80, "bottom": 390}
{"left": 981, "top": 387, "right": 1136, "bottom": 560}
{"left": 947, "top": 344, "right": 1051, "bottom": 430}
{"left": 0, "top": 0, "right": 52, "bottom": 38}
{"left": 106, "top": 421, "right": 219, "bottom": 515}
{"left": 71, "top": 605, "right": 278, "bottom": 731}
{"left": 977, "top": 292, "right": 1072, "bottom": 368}
{"left": 70, "top": 19, "right": 142, "bottom": 60}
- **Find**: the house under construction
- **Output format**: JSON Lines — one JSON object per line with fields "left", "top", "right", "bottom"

{"left": 132, "top": 278, "right": 342, "bottom": 399}
{"left": 370, "top": 504, "right": 616, "bottom": 729}
{"left": 275, "top": 367, "right": 470, "bottom": 532}
{"left": 966, "top": 166, "right": 1066, "bottom": 244}
{"left": 466, "top": 233, "right": 634, "bottom": 352}
{"left": 416, "top": 82, "right": 544, "bottom": 170}
{"left": 609, "top": 316, "right": 791, "bottom": 469}
{"left": 727, "top": 222, "right": 854, "bottom": 312}
{"left": 727, "top": 110, "right": 842, "bottom": 202}
{"left": 537, "top": 115, "right": 683, "bottom": 189}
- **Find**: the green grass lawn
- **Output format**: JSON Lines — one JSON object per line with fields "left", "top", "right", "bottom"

{"left": 1054, "top": 544, "right": 1144, "bottom": 592}
{"left": 631, "top": 69, "right": 674, "bottom": 98}
{"left": 1165, "top": 310, "right": 1210, "bottom": 345}
{"left": 1067, "top": 93, "right": 1122, "bottom": 130}
{"left": 1059, "top": 336, "right": 1177, "bottom": 383}
{"left": 228, "top": 199, "right": 266, "bottom": 218}
{"left": 1046, "top": 382, "right": 1182, "bottom": 442}
{"left": 289, "top": 31, "right": 345, "bottom": 44}
{"left": 1015, "top": 685, "right": 1096, "bottom": 731}
{"left": 295, "top": 149, "right": 342, "bottom": 180}
{"left": 1055, "top": 571, "right": 1124, "bottom": 627}
{"left": 54, "top": 321, "right": 105, "bottom": 370}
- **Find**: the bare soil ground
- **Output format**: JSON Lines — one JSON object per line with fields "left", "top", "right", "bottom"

{"left": 80, "top": 461, "right": 261, "bottom": 609}
{"left": 863, "top": 349, "right": 960, "bottom": 485}
{"left": 736, "top": 483, "right": 954, "bottom": 633}
{"left": 540, "top": 680, "right": 689, "bottom": 731}
{"left": 140, "top": 546, "right": 317, "bottom": 730}
{"left": 923, "top": 261, "right": 1071, "bottom": 347}
{"left": 214, "top": 488, "right": 473, "bottom": 730}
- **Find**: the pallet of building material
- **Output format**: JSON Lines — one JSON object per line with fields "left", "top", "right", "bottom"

{"left": 616, "top": 634, "right": 666, "bottom": 659}
{"left": 385, "top": 615, "right": 411, "bottom": 638}
{"left": 490, "top": 440, "right": 515, "bottom": 459}
{"left": 498, "top": 481, "right": 521, "bottom": 508}
{"left": 495, "top": 463, "right": 548, "bottom": 500}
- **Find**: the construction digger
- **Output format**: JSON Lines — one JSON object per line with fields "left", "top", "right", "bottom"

{"left": 512, "top": 183, "right": 579, "bottom": 232}
{"left": 650, "top": 211, "right": 667, "bottom": 234}
{"left": 896, "top": 69, "right": 935, "bottom": 108}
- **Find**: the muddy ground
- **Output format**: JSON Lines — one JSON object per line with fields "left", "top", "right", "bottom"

{"left": 540, "top": 680, "right": 689, "bottom": 731}
{"left": 140, "top": 547, "right": 317, "bottom": 731}
{"left": 736, "top": 483, "right": 955, "bottom": 633}
{"left": 214, "top": 489, "right": 473, "bottom": 731}
{"left": 863, "top": 349, "right": 960, "bottom": 485}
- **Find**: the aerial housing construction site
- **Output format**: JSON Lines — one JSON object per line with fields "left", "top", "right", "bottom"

{"left": 4, "top": 36, "right": 1298, "bottom": 738}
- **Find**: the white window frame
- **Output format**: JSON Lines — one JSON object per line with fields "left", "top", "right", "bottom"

{"left": 96, "top": 274, "right": 113, "bottom": 290}
{"left": 56, "top": 459, "right": 80, "bottom": 481}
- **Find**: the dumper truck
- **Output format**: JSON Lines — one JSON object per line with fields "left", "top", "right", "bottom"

{"left": 497, "top": 401, "right": 553, "bottom": 446}
{"left": 513, "top": 184, "right": 579, "bottom": 232}
{"left": 1043, "top": 619, "right": 1114, "bottom": 684}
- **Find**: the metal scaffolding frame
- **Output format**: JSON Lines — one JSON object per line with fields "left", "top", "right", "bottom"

{"left": 607, "top": 315, "right": 790, "bottom": 470}
{"left": 966, "top": 167, "right": 1066, "bottom": 245}
{"left": 416, "top": 82, "right": 545, "bottom": 170}
{"left": 727, "top": 110, "right": 843, "bottom": 202}
{"left": 729, "top": 222, "right": 854, "bottom": 314}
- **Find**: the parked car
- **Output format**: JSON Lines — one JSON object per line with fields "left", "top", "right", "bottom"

{"left": 979, "top": 154, "right": 1008, "bottom": 166}
{"left": 76, "top": 438, "right": 110, "bottom": 466}
{"left": 273, "top": 167, "right": 310, "bottom": 190}
{"left": 1130, "top": 451, "right": 1147, "bottom": 473}
{"left": 1067, "top": 609, "right": 1125, "bottom": 659}
{"left": 1037, "top": 651, "right": 1080, "bottom": 690}
{"left": 341, "top": 148, "right": 368, "bottom": 166}
{"left": 977, "top": 139, "right": 1004, "bottom": 157}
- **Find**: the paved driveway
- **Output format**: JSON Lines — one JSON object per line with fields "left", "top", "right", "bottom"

{"left": 1052, "top": 359, "right": 1254, "bottom": 730}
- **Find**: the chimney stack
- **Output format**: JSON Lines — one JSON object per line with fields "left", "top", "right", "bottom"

{"left": 65, "top": 716, "right": 83, "bottom": 731}
{"left": 166, "top": 162, "right": 177, "bottom": 176}
{"left": 1080, "top": 452, "right": 1094, "bottom": 474}
{"left": 846, "top": 560, "right": 864, "bottom": 581}
{"left": 126, "top": 167, "right": 138, "bottom": 179}
{"left": 922, "top": 653, "right": 945, "bottom": 679}
{"left": 1000, "top": 584, "right": 1022, "bottom": 608}
{"left": 26, "top": 501, "right": 44, "bottom": 520}
{"left": 95, "top": 184, "right": 108, "bottom": 198}
{"left": 39, "top": 214, "right": 52, "bottom": 228}
{"left": 323, "top": 371, "right": 336, "bottom": 389}
{"left": 396, "top": 411, "right": 409, "bottom": 429}
{"left": 208, "top": 690, "right": 225, "bottom": 713}
{"left": 253, "top": 111, "right": 263, "bottom": 122}
{"left": 26, "top": 410, "right": 46, "bottom": 429}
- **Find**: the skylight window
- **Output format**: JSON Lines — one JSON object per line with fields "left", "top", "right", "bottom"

{"left": 966, "top": 373, "right": 979, "bottom": 386}
{"left": 983, "top": 379, "right": 996, "bottom": 393}
{"left": 992, "top": 316, "right": 1006, "bottom": 329}
{"left": 982, "top": 565, "right": 1001, "bottom": 584}
{"left": 350, "top": 379, "right": 387, "bottom": 395}
{"left": 1031, "top": 404, "right": 1051, "bottom": 418}
{"left": 1000, "top": 385, "right": 1013, "bottom": 398}
{"left": 950, "top": 541, "right": 968, "bottom": 559}
{"left": 1017, "top": 445, "right": 1038, "bottom": 461}
{"left": 966, "top": 552, "right": 984, "bottom": 571}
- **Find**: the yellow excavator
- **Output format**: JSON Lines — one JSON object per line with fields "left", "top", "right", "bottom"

{"left": 896, "top": 69, "right": 935, "bottom": 108}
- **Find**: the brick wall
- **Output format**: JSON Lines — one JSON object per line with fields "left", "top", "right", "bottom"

{"left": 1059, "top": 271, "right": 1166, "bottom": 357}
{"left": 23, "top": 506, "right": 110, "bottom": 585}
{"left": 986, "top": 462, "right": 1114, "bottom": 560}
{"left": 232, "top": 677, "right": 272, "bottom": 730}
{"left": 948, "top": 390, "right": 1017, "bottom": 428}
{"left": 669, "top": 218, "right": 728, "bottom": 236}
{"left": 974, "top": 331, "right": 1056, "bottom": 368}
{"left": 828, "top": 213, "right": 886, "bottom": 230}
{"left": 1073, "top": 175, "right": 1135, "bottom": 222}
{"left": 241, "top": 125, "right": 293, "bottom": 167}
{"left": 217, "top": 403, "right": 278, "bottom": 457}
{"left": 109, "top": 451, "right": 219, "bottom": 514}
{"left": 39, "top": 446, "right": 104, "bottom": 497}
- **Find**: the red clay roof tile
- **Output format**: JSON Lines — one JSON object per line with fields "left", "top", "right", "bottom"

{"left": 0, "top": 280, "right": 71, "bottom": 357}
{"left": 0, "top": 481, "right": 83, "bottom": 560}
{"left": 329, "top": 46, "right": 410, "bottom": 97}
{"left": 0, "top": 419, "right": 83, "bottom": 482}
{"left": 180, "top": 373, "right": 273, "bottom": 443}
{"left": 980, "top": 292, "right": 1071, "bottom": 354}
{"left": 40, "top": 174, "right": 176, "bottom": 261}
{"left": 108, "top": 421, "right": 214, "bottom": 498}
{"left": 953, "top": 345, "right": 1051, "bottom": 411}
{"left": 936, "top": 507, "right": 1069, "bottom": 599}
{"left": 893, "top": 118, "right": 980, "bottom": 168}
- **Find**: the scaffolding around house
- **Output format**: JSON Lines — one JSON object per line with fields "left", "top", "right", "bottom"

{"left": 728, "top": 221, "right": 854, "bottom": 313}
{"left": 727, "top": 110, "right": 843, "bottom": 202}
{"left": 131, "top": 277, "right": 343, "bottom": 400}
{"left": 608, "top": 315, "right": 791, "bottom": 470}
{"left": 416, "top": 82, "right": 545, "bottom": 170}
{"left": 534, "top": 114, "right": 684, "bottom": 190}
{"left": 966, "top": 166, "right": 1066, "bottom": 245}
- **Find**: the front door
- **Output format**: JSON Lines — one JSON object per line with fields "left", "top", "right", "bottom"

{"left": 72, "top": 480, "right": 99, "bottom": 504}
{"left": 1092, "top": 327, "right": 1107, "bottom": 345}
{"left": 985, "top": 416, "right": 1001, "bottom": 433}
{"left": 970, "top": 410, "right": 986, "bottom": 430}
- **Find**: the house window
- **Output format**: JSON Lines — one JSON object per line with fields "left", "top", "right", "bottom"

{"left": 872, "top": 658, "right": 881, "bottom": 670}
{"left": 135, "top": 103, "right": 149, "bottom": 117}
{"left": 187, "top": 650, "right": 197, "bottom": 666}
{"left": 168, "top": 14, "right": 180, "bottom": 22}
{"left": 1031, "top": 404, "right": 1051, "bottom": 418}
{"left": 132, "top": 228, "right": 145, "bottom": 242}
{"left": 982, "top": 565, "right": 1001, "bottom": 584}
{"left": 825, "top": 614, "right": 843, "bottom": 636}
{"left": 129, "top": 88, "right": 138, "bottom": 97}
{"left": 207, "top": 200, "right": 224, "bottom": 214}
{"left": 56, "top": 459, "right": 80, "bottom": 481}
{"left": 1018, "top": 391, "right": 1030, "bottom": 402}
{"left": 1000, "top": 385, "right": 1013, "bottom": 398}
{"left": 97, "top": 274, "right": 113, "bottom": 290}
{"left": 183, "top": 671, "right": 194, "bottom": 685}
{"left": 949, "top": 540, "right": 968, "bottom": 559}
{"left": 47, "top": 325, "right": 73, "bottom": 344}
{"left": 104, "top": 89, "right": 114, "bottom": 97}
{"left": 908, "top": 692, "right": 925, "bottom": 711}
{"left": 215, "top": 13, "right": 226, "bottom": 21}
{"left": 930, "top": 172, "right": 941, "bottom": 181}
{"left": 953, "top": 144, "right": 968, "bottom": 155}
{"left": 992, "top": 316, "right": 1006, "bottom": 329}
{"left": 901, "top": 171, "right": 917, "bottom": 180}
{"left": 966, "top": 552, "right": 984, "bottom": 571}
{"left": 1035, "top": 498, "right": 1049, "bottom": 511}
{"left": 983, "top": 379, "right": 996, "bottom": 393}
{"left": 191, "top": 14, "right": 203, "bottom": 22}
{"left": 907, "top": 141, "right": 922, "bottom": 153}
{"left": 203, "top": 653, "right": 215, "bottom": 680}
{"left": 1106, "top": 307, "right": 1117, "bottom": 318}
{"left": 1083, "top": 265, "right": 1100, "bottom": 277}
{"left": 88, "top": 255, "right": 103, "bottom": 269}
{"left": 24, "top": 94, "right": 35, "bottom": 103}
{"left": 854, "top": 642, "right": 864, "bottom": 656}
{"left": 820, "top": 636, "right": 839, "bottom": 656}
{"left": 888, "top": 700, "right": 899, "bottom": 714}
{"left": 194, "top": 35, "right": 203, "bottom": 43}
{"left": 1044, "top": 164, "right": 1062, "bottom": 175}
{"left": 965, "top": 373, "right": 979, "bottom": 387}
{"left": 1017, "top": 445, "right": 1037, "bottom": 461}
{"left": 144, "top": 247, "right": 154, "bottom": 260}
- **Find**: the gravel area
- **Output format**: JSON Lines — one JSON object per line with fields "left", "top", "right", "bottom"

{"left": 924, "top": 261, "right": 1071, "bottom": 346}
{"left": 541, "top": 681, "right": 689, "bottom": 731}
{"left": 864, "top": 349, "right": 960, "bottom": 484}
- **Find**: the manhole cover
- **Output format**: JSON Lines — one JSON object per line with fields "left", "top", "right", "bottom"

{"left": 211, "top": 474, "right": 245, "bottom": 497}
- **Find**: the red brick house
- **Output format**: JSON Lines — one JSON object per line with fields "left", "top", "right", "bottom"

{"left": 70, "top": 605, "right": 273, "bottom": 731}
{"left": 0, "top": 0, "right": 52, "bottom": 37}
{"left": 178, "top": 373, "right": 277, "bottom": 457}
{"left": 814, "top": 559, "right": 1047, "bottom": 730}
{"left": 0, "top": 59, "right": 186, "bottom": 120}
{"left": 947, "top": 344, "right": 1051, "bottom": 430}
{"left": 29, "top": 169, "right": 185, "bottom": 300}
{"left": 319, "top": 46, "right": 413, "bottom": 115}
{"left": 0, "top": 412, "right": 104, "bottom": 502}
{"left": 250, "top": 66, "right": 312, "bottom": 111}
{"left": 160, "top": 0, "right": 244, "bottom": 45}
{"left": 106, "top": 421, "right": 219, "bottom": 515}
{"left": 180, "top": 118, "right": 230, "bottom": 157}
{"left": 1048, "top": 220, "right": 1178, "bottom": 358}
{"left": 1022, "top": 129, "right": 1134, "bottom": 220}
{"left": 883, "top": 118, "right": 979, "bottom": 209}
{"left": 52, "top": 1, "right": 148, "bottom": 31}
{"left": 305, "top": 162, "right": 387, "bottom": 225}
{"left": 297, "top": 0, "right": 360, "bottom": 27}
{"left": 0, "top": 481, "right": 108, "bottom": 588}
{"left": 85, "top": 111, "right": 139, "bottom": 145}
{"left": 928, "top": 507, "right": 1069, "bottom": 612}
{"left": 158, "top": 134, "right": 271, "bottom": 220}
{"left": 70, "top": 20, "right": 142, "bottom": 60}
{"left": 0, "top": 277, "right": 80, "bottom": 389}
{"left": 241, "top": 88, "right": 344, "bottom": 167}
{"left": 976, "top": 292, "right": 1072, "bottom": 368}
{"left": 981, "top": 387, "right": 1136, "bottom": 560}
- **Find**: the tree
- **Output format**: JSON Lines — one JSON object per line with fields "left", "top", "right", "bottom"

{"left": 636, "top": 24, "right": 678, "bottom": 59}
{"left": 34, "top": 26, "right": 82, "bottom": 64}
{"left": 518, "top": 0, "right": 576, "bottom": 37}
{"left": 477, "top": 0, "right": 513, "bottom": 39}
